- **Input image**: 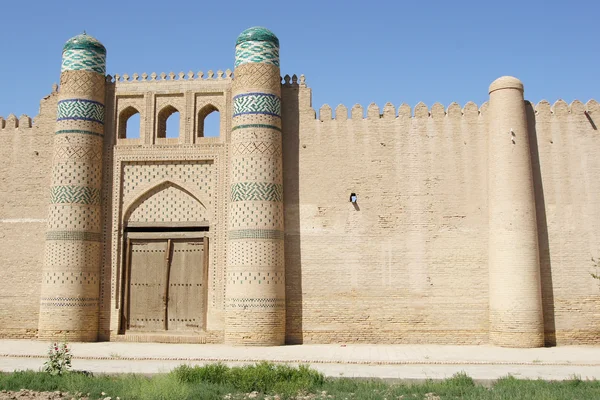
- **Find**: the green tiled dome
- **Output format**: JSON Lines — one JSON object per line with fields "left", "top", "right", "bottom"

{"left": 236, "top": 27, "right": 279, "bottom": 47}
{"left": 63, "top": 33, "right": 106, "bottom": 55}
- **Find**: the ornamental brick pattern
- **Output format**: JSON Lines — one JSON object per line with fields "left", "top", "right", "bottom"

{"left": 38, "top": 33, "right": 106, "bottom": 342}
{"left": 226, "top": 27, "right": 286, "bottom": 345}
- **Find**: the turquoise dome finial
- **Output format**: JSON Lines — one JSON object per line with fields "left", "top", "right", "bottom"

{"left": 234, "top": 27, "right": 280, "bottom": 68}
{"left": 63, "top": 32, "right": 106, "bottom": 55}
{"left": 61, "top": 32, "right": 106, "bottom": 74}
{"left": 236, "top": 27, "right": 279, "bottom": 47}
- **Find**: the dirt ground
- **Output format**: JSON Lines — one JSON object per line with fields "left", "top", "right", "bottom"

{"left": 0, "top": 390, "right": 90, "bottom": 400}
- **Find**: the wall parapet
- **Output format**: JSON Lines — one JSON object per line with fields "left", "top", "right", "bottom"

{"left": 108, "top": 69, "right": 233, "bottom": 83}
{"left": 313, "top": 99, "right": 599, "bottom": 121}
{"left": 0, "top": 114, "right": 33, "bottom": 130}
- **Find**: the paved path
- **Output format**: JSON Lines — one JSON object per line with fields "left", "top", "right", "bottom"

{"left": 1, "top": 340, "right": 599, "bottom": 382}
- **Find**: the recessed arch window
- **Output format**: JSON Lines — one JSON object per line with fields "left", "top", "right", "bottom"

{"left": 157, "top": 105, "right": 180, "bottom": 139}
{"left": 197, "top": 104, "right": 220, "bottom": 138}
{"left": 118, "top": 106, "right": 141, "bottom": 139}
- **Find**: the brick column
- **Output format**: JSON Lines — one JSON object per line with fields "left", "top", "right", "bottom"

{"left": 225, "top": 27, "right": 285, "bottom": 345}
{"left": 488, "top": 76, "right": 544, "bottom": 347}
{"left": 38, "top": 33, "right": 106, "bottom": 341}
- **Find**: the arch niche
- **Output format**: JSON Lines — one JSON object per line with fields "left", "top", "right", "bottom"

{"left": 120, "top": 181, "right": 209, "bottom": 336}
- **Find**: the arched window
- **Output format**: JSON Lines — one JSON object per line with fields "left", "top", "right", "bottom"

{"left": 197, "top": 104, "right": 220, "bottom": 138}
{"left": 157, "top": 105, "right": 180, "bottom": 139}
{"left": 118, "top": 106, "right": 141, "bottom": 139}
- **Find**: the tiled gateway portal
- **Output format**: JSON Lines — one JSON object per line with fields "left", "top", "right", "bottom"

{"left": 36, "top": 27, "right": 288, "bottom": 345}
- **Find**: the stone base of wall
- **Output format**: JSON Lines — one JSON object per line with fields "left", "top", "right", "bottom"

{"left": 0, "top": 329, "right": 38, "bottom": 339}
{"left": 110, "top": 331, "right": 223, "bottom": 344}
{"left": 37, "top": 330, "right": 97, "bottom": 342}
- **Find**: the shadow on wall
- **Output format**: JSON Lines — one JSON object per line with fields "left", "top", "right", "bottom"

{"left": 282, "top": 82, "right": 303, "bottom": 344}
{"left": 527, "top": 101, "right": 556, "bottom": 346}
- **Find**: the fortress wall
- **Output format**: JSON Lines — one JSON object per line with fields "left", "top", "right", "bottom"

{"left": 283, "top": 84, "right": 490, "bottom": 344}
{"left": 532, "top": 99, "right": 600, "bottom": 345}
{"left": 0, "top": 92, "right": 57, "bottom": 338}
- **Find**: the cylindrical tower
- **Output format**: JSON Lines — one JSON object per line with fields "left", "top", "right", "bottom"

{"left": 488, "top": 76, "right": 544, "bottom": 347}
{"left": 225, "top": 27, "right": 285, "bottom": 345}
{"left": 38, "top": 33, "right": 106, "bottom": 341}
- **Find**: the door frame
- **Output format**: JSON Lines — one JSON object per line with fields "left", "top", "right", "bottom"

{"left": 119, "top": 227, "right": 209, "bottom": 334}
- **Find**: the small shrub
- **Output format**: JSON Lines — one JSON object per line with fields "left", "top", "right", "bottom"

{"left": 173, "top": 363, "right": 229, "bottom": 384}
{"left": 43, "top": 342, "right": 72, "bottom": 376}
{"left": 172, "top": 362, "right": 325, "bottom": 395}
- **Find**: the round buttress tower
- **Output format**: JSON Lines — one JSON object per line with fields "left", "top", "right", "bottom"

{"left": 225, "top": 27, "right": 286, "bottom": 345}
{"left": 38, "top": 33, "right": 106, "bottom": 341}
{"left": 488, "top": 76, "right": 544, "bottom": 347}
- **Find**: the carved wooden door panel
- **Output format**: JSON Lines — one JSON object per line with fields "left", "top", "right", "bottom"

{"left": 128, "top": 239, "right": 168, "bottom": 331}
{"left": 167, "top": 239, "right": 207, "bottom": 331}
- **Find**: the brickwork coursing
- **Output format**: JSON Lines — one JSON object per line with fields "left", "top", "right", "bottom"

{"left": 0, "top": 28, "right": 598, "bottom": 347}
{"left": 225, "top": 28, "right": 286, "bottom": 345}
{"left": 38, "top": 34, "right": 107, "bottom": 341}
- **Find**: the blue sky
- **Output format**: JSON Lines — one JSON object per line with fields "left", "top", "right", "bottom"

{"left": 0, "top": 0, "right": 598, "bottom": 120}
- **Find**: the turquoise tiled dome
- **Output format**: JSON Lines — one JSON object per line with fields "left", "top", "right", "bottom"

{"left": 63, "top": 33, "right": 106, "bottom": 55}
{"left": 236, "top": 27, "right": 279, "bottom": 47}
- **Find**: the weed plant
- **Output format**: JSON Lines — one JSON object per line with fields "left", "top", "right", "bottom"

{"left": 1, "top": 364, "right": 600, "bottom": 399}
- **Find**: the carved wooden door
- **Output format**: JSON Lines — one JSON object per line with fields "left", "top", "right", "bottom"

{"left": 127, "top": 239, "right": 168, "bottom": 331}
{"left": 167, "top": 239, "right": 207, "bottom": 331}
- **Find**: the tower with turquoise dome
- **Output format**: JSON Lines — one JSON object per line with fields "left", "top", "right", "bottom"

{"left": 225, "top": 27, "right": 286, "bottom": 345}
{"left": 38, "top": 33, "right": 107, "bottom": 341}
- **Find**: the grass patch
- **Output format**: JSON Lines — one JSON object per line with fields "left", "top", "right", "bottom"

{"left": 1, "top": 364, "right": 599, "bottom": 399}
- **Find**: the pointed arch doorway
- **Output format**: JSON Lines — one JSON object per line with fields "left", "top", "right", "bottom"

{"left": 120, "top": 180, "right": 210, "bottom": 335}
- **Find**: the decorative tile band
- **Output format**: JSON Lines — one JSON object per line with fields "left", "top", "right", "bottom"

{"left": 55, "top": 129, "right": 103, "bottom": 137}
{"left": 226, "top": 298, "right": 285, "bottom": 309}
{"left": 40, "top": 297, "right": 98, "bottom": 307}
{"left": 46, "top": 231, "right": 102, "bottom": 242}
{"left": 50, "top": 186, "right": 101, "bottom": 205}
{"left": 228, "top": 229, "right": 284, "bottom": 240}
{"left": 232, "top": 124, "right": 282, "bottom": 132}
{"left": 231, "top": 182, "right": 283, "bottom": 202}
{"left": 61, "top": 49, "right": 106, "bottom": 74}
{"left": 57, "top": 99, "right": 105, "bottom": 124}
{"left": 235, "top": 41, "right": 279, "bottom": 67}
{"left": 231, "top": 141, "right": 282, "bottom": 157}
{"left": 233, "top": 93, "right": 281, "bottom": 118}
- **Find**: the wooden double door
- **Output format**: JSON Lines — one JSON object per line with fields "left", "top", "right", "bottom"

{"left": 122, "top": 236, "right": 208, "bottom": 333}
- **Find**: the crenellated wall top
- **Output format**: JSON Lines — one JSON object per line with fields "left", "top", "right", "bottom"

{"left": 313, "top": 99, "right": 600, "bottom": 121}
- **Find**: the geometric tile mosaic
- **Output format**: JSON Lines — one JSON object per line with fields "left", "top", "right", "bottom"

{"left": 225, "top": 297, "right": 285, "bottom": 309}
{"left": 228, "top": 229, "right": 284, "bottom": 240}
{"left": 231, "top": 182, "right": 283, "bottom": 202}
{"left": 46, "top": 231, "right": 102, "bottom": 242}
{"left": 231, "top": 124, "right": 282, "bottom": 133}
{"left": 61, "top": 49, "right": 106, "bottom": 74}
{"left": 50, "top": 185, "right": 101, "bottom": 205}
{"left": 57, "top": 99, "right": 105, "bottom": 124}
{"left": 235, "top": 41, "right": 279, "bottom": 68}
{"left": 233, "top": 93, "right": 281, "bottom": 118}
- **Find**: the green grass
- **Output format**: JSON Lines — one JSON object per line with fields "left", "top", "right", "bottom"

{"left": 0, "top": 364, "right": 599, "bottom": 399}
